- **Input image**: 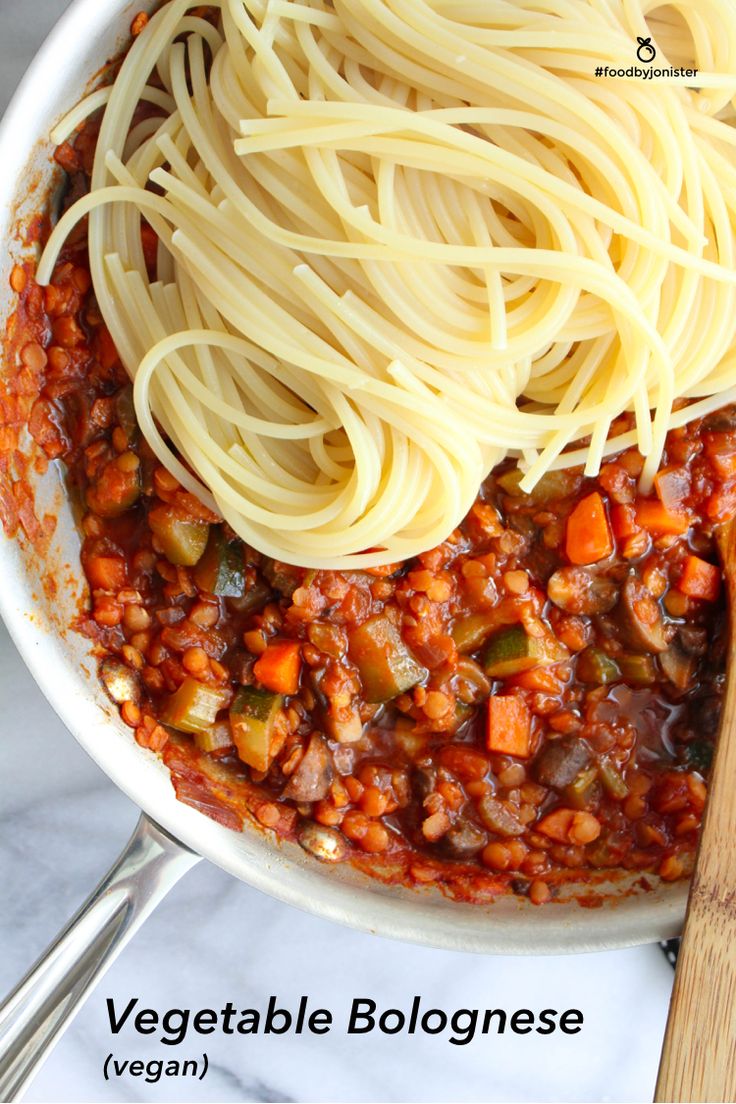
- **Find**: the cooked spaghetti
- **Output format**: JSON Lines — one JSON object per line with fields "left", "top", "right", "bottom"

{"left": 38, "top": 0, "right": 736, "bottom": 567}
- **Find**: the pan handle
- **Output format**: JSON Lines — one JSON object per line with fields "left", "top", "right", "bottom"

{"left": 0, "top": 813, "right": 201, "bottom": 1101}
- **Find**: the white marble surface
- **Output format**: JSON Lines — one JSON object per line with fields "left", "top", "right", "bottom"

{"left": 0, "top": 4, "right": 676, "bottom": 1101}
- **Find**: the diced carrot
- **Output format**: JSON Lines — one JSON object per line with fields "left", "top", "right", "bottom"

{"left": 253, "top": 639, "right": 302, "bottom": 695}
{"left": 653, "top": 466, "right": 690, "bottom": 512}
{"left": 86, "top": 554, "right": 126, "bottom": 591}
{"left": 677, "top": 555, "right": 721, "bottom": 602}
{"left": 507, "top": 667, "right": 563, "bottom": 694}
{"left": 707, "top": 484, "right": 736, "bottom": 523}
{"left": 535, "top": 807, "right": 575, "bottom": 843}
{"left": 635, "top": 498, "right": 691, "bottom": 536}
{"left": 565, "top": 492, "right": 613, "bottom": 565}
{"left": 610, "top": 503, "right": 639, "bottom": 540}
{"left": 486, "top": 695, "right": 532, "bottom": 758}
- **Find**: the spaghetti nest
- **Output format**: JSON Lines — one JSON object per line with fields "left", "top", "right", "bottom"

{"left": 40, "top": 0, "right": 736, "bottom": 568}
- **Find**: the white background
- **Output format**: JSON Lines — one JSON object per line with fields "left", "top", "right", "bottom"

{"left": 0, "top": 4, "right": 675, "bottom": 1100}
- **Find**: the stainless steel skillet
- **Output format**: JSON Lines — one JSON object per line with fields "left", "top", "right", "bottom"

{"left": 0, "top": 1, "right": 686, "bottom": 1098}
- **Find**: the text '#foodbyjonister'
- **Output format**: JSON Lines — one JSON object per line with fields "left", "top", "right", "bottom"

{"left": 594, "top": 64, "right": 698, "bottom": 78}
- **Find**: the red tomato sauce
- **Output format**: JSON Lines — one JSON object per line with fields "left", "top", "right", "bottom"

{"left": 4, "top": 116, "right": 734, "bottom": 905}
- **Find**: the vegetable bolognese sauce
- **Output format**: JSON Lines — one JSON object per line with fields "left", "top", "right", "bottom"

{"left": 5, "top": 109, "right": 733, "bottom": 906}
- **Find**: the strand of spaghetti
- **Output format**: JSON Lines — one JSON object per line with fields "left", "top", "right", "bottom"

{"left": 117, "top": 265, "right": 395, "bottom": 532}
{"left": 50, "top": 84, "right": 176, "bottom": 145}
{"left": 248, "top": 99, "right": 703, "bottom": 245}
{"left": 34, "top": 0, "right": 736, "bottom": 567}
{"left": 129, "top": 334, "right": 367, "bottom": 527}
{"left": 175, "top": 30, "right": 736, "bottom": 276}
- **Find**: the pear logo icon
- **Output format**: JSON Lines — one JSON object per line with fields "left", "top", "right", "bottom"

{"left": 636, "top": 36, "right": 656, "bottom": 62}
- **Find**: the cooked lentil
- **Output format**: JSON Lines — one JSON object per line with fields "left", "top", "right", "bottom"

{"left": 5, "top": 116, "right": 734, "bottom": 905}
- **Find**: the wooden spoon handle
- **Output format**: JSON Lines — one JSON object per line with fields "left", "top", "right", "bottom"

{"left": 655, "top": 520, "right": 736, "bottom": 1103}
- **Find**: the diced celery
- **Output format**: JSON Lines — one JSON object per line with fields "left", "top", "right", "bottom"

{"left": 348, "top": 615, "right": 427, "bottom": 703}
{"left": 576, "top": 647, "right": 621, "bottom": 685}
{"left": 564, "top": 767, "right": 599, "bottom": 810}
{"left": 162, "top": 678, "right": 229, "bottom": 735}
{"left": 598, "top": 759, "right": 629, "bottom": 799}
{"left": 618, "top": 653, "right": 657, "bottom": 686}
{"left": 230, "top": 686, "right": 284, "bottom": 771}
{"left": 193, "top": 720, "right": 235, "bottom": 754}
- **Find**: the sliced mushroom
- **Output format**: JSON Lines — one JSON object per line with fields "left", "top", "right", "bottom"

{"left": 477, "top": 795, "right": 525, "bottom": 837}
{"left": 547, "top": 567, "right": 618, "bottom": 615}
{"left": 227, "top": 648, "right": 256, "bottom": 686}
{"left": 659, "top": 643, "right": 697, "bottom": 692}
{"left": 703, "top": 407, "right": 736, "bottom": 431}
{"left": 100, "top": 657, "right": 141, "bottom": 705}
{"left": 455, "top": 657, "right": 491, "bottom": 702}
{"left": 677, "top": 625, "right": 708, "bottom": 656}
{"left": 440, "top": 819, "right": 488, "bottom": 857}
{"left": 615, "top": 576, "right": 670, "bottom": 653}
{"left": 534, "top": 736, "right": 592, "bottom": 789}
{"left": 298, "top": 821, "right": 347, "bottom": 863}
{"left": 282, "top": 733, "right": 334, "bottom": 802}
{"left": 411, "top": 765, "right": 438, "bottom": 801}
{"left": 261, "top": 558, "right": 302, "bottom": 597}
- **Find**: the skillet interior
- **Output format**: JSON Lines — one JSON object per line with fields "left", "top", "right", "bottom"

{"left": 0, "top": 0, "right": 688, "bottom": 954}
